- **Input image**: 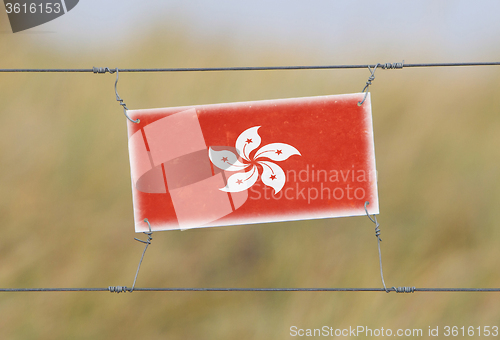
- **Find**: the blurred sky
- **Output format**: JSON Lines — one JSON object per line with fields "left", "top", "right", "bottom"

{"left": 2, "top": 0, "right": 500, "bottom": 63}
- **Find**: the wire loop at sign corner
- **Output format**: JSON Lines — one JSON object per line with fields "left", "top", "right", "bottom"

{"left": 110, "top": 67, "right": 140, "bottom": 124}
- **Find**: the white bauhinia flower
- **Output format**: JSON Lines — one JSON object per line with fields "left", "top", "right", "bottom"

{"left": 208, "top": 126, "right": 301, "bottom": 194}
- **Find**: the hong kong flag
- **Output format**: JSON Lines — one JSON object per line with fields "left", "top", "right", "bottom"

{"left": 127, "top": 93, "right": 378, "bottom": 232}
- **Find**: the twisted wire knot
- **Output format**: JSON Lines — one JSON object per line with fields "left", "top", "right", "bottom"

{"left": 116, "top": 92, "right": 128, "bottom": 111}
{"left": 380, "top": 61, "right": 404, "bottom": 69}
{"left": 108, "top": 286, "right": 129, "bottom": 293}
{"left": 391, "top": 286, "right": 415, "bottom": 293}
{"left": 374, "top": 222, "right": 381, "bottom": 241}
{"left": 358, "top": 61, "right": 404, "bottom": 105}
{"left": 129, "top": 219, "right": 154, "bottom": 293}
{"left": 134, "top": 218, "right": 153, "bottom": 245}
{"left": 363, "top": 74, "right": 375, "bottom": 90}
{"left": 92, "top": 67, "right": 115, "bottom": 74}
{"left": 358, "top": 64, "right": 378, "bottom": 106}
{"left": 364, "top": 201, "right": 382, "bottom": 242}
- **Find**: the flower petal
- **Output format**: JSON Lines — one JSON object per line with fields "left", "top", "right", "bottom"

{"left": 259, "top": 161, "right": 286, "bottom": 194}
{"left": 235, "top": 126, "right": 261, "bottom": 161}
{"left": 254, "top": 143, "right": 301, "bottom": 162}
{"left": 209, "top": 147, "right": 250, "bottom": 171}
{"left": 220, "top": 166, "right": 259, "bottom": 192}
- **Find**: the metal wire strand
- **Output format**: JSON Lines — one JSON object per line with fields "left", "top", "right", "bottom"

{"left": 112, "top": 68, "right": 140, "bottom": 124}
{"left": 364, "top": 201, "right": 389, "bottom": 292}
{"left": 358, "top": 64, "right": 379, "bottom": 106}
{"left": 107, "top": 219, "right": 154, "bottom": 294}
{"left": 1, "top": 61, "right": 500, "bottom": 73}
{"left": 129, "top": 218, "right": 154, "bottom": 293}
{"left": 1, "top": 287, "right": 499, "bottom": 293}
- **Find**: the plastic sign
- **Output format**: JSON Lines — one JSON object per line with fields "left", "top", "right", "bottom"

{"left": 127, "top": 93, "right": 379, "bottom": 232}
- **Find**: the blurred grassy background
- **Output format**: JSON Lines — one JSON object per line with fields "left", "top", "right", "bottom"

{"left": 1, "top": 11, "right": 500, "bottom": 340}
